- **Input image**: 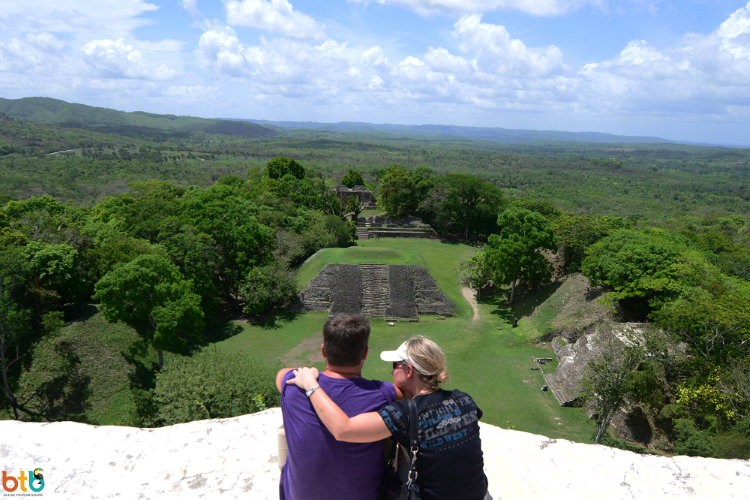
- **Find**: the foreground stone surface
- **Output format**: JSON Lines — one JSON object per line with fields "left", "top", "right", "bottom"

{"left": 1, "top": 408, "right": 748, "bottom": 499}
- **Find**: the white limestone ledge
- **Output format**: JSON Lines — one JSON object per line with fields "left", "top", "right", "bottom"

{"left": 1, "top": 407, "right": 748, "bottom": 499}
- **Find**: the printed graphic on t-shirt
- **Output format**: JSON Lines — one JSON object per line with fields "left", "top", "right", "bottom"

{"left": 420, "top": 395, "right": 479, "bottom": 450}
{"left": 379, "top": 391, "right": 481, "bottom": 453}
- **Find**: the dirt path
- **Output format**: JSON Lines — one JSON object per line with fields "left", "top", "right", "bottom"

{"left": 280, "top": 334, "right": 324, "bottom": 366}
{"left": 462, "top": 287, "right": 480, "bottom": 323}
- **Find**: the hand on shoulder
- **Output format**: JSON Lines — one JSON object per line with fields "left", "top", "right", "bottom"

{"left": 287, "top": 367, "right": 320, "bottom": 391}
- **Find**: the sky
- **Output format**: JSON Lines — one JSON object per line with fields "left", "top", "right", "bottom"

{"left": 2, "top": 0, "right": 750, "bottom": 145}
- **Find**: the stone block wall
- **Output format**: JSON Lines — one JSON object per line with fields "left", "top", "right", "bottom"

{"left": 385, "top": 265, "right": 418, "bottom": 319}
{"left": 412, "top": 266, "right": 454, "bottom": 316}
{"left": 329, "top": 264, "right": 362, "bottom": 316}
{"left": 300, "top": 264, "right": 453, "bottom": 319}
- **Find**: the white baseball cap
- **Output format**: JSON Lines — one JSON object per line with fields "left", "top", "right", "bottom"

{"left": 380, "top": 341, "right": 427, "bottom": 374}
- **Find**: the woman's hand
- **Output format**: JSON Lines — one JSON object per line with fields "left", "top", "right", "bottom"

{"left": 287, "top": 367, "right": 320, "bottom": 391}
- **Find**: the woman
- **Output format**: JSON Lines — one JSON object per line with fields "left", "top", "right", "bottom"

{"left": 288, "top": 336, "right": 489, "bottom": 500}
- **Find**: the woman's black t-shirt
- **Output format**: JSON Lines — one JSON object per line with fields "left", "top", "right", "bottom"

{"left": 377, "top": 389, "right": 488, "bottom": 500}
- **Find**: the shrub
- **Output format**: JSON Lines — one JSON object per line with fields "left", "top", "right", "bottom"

{"left": 674, "top": 418, "right": 716, "bottom": 457}
{"left": 153, "top": 350, "right": 279, "bottom": 426}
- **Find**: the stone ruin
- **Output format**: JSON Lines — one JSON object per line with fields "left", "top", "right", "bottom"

{"left": 299, "top": 264, "right": 454, "bottom": 319}
{"left": 544, "top": 323, "right": 648, "bottom": 406}
{"left": 355, "top": 216, "right": 438, "bottom": 240}
{"left": 334, "top": 185, "right": 377, "bottom": 209}
{"left": 542, "top": 323, "right": 655, "bottom": 444}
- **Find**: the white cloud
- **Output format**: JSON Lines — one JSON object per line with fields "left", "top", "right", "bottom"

{"left": 0, "top": 32, "right": 66, "bottom": 72}
{"left": 575, "top": 2, "right": 750, "bottom": 113}
{"left": 224, "top": 0, "right": 326, "bottom": 40}
{"left": 82, "top": 38, "right": 177, "bottom": 80}
{"left": 347, "top": 0, "right": 603, "bottom": 17}
{"left": 424, "top": 47, "right": 472, "bottom": 74}
{"left": 0, "top": 0, "right": 158, "bottom": 39}
{"left": 181, "top": 0, "right": 201, "bottom": 16}
{"left": 454, "top": 14, "right": 566, "bottom": 77}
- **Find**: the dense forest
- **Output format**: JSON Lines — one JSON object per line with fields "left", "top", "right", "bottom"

{"left": 1, "top": 99, "right": 749, "bottom": 458}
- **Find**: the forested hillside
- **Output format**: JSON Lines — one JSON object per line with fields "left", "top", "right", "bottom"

{"left": 1, "top": 111, "right": 749, "bottom": 217}
{"left": 0, "top": 97, "right": 274, "bottom": 139}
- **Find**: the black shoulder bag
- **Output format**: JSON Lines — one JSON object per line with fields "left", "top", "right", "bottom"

{"left": 378, "top": 398, "right": 421, "bottom": 500}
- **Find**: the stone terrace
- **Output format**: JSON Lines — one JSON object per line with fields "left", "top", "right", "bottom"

{"left": 328, "top": 264, "right": 362, "bottom": 316}
{"left": 385, "top": 265, "right": 418, "bottom": 320}
{"left": 412, "top": 266, "right": 454, "bottom": 316}
{"left": 300, "top": 264, "right": 453, "bottom": 320}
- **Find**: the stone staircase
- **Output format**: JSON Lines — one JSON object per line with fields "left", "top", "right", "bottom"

{"left": 356, "top": 227, "right": 369, "bottom": 240}
{"left": 360, "top": 264, "right": 389, "bottom": 318}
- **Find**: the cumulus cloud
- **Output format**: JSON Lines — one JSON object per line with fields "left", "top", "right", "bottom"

{"left": 195, "top": 15, "right": 572, "bottom": 110}
{"left": 224, "top": 0, "right": 326, "bottom": 40}
{"left": 82, "top": 39, "right": 177, "bottom": 80}
{"left": 0, "top": 32, "right": 66, "bottom": 72}
{"left": 346, "top": 0, "right": 603, "bottom": 17}
{"left": 454, "top": 14, "right": 566, "bottom": 77}
{"left": 575, "top": 2, "right": 750, "bottom": 113}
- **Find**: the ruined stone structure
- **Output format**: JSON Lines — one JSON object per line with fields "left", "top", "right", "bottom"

{"left": 545, "top": 323, "right": 648, "bottom": 407}
{"left": 543, "top": 324, "right": 655, "bottom": 444}
{"left": 300, "top": 264, "right": 454, "bottom": 319}
{"left": 355, "top": 216, "right": 437, "bottom": 240}
{"left": 545, "top": 335, "right": 601, "bottom": 406}
{"left": 334, "top": 185, "right": 377, "bottom": 209}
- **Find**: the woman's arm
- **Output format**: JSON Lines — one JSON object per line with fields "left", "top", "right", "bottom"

{"left": 288, "top": 368, "right": 393, "bottom": 443}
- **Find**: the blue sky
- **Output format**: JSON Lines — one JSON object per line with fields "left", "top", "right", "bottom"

{"left": 2, "top": 1, "right": 750, "bottom": 145}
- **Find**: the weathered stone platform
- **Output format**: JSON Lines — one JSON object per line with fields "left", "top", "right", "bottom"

{"left": 299, "top": 264, "right": 454, "bottom": 318}
{"left": 1, "top": 407, "right": 748, "bottom": 499}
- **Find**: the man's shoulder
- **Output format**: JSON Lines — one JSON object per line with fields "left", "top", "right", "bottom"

{"left": 322, "top": 375, "right": 397, "bottom": 404}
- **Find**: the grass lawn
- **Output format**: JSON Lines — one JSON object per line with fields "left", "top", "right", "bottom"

{"left": 214, "top": 238, "right": 598, "bottom": 443}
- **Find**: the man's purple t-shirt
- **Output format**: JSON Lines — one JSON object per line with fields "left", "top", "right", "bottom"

{"left": 280, "top": 371, "right": 396, "bottom": 500}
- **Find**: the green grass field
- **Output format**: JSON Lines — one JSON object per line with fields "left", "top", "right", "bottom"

{"left": 216, "top": 238, "right": 598, "bottom": 442}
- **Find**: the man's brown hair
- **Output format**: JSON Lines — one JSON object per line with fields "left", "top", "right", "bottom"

{"left": 323, "top": 314, "right": 370, "bottom": 367}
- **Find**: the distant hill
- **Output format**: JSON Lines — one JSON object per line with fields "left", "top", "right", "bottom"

{"left": 240, "top": 119, "right": 674, "bottom": 144}
{"left": 0, "top": 97, "right": 274, "bottom": 139}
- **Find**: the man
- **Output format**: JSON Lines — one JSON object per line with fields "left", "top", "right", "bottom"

{"left": 277, "top": 314, "right": 402, "bottom": 500}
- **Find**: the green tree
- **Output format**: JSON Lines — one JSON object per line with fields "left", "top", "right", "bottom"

{"left": 483, "top": 207, "right": 557, "bottom": 304}
{"left": 654, "top": 292, "right": 750, "bottom": 364}
{"left": 153, "top": 350, "right": 279, "bottom": 425}
{"left": 462, "top": 252, "right": 495, "bottom": 298}
{"left": 341, "top": 169, "right": 365, "bottom": 188}
{"left": 240, "top": 264, "right": 299, "bottom": 315}
{"left": 581, "top": 230, "right": 687, "bottom": 303}
{"left": 0, "top": 247, "right": 39, "bottom": 420}
{"left": 378, "top": 165, "right": 416, "bottom": 217}
{"left": 94, "top": 254, "right": 204, "bottom": 370}
{"left": 266, "top": 157, "right": 305, "bottom": 180}
{"left": 178, "top": 185, "right": 274, "bottom": 300}
{"left": 554, "top": 214, "right": 627, "bottom": 270}
{"left": 508, "top": 198, "right": 560, "bottom": 219}
{"left": 420, "top": 174, "right": 505, "bottom": 240}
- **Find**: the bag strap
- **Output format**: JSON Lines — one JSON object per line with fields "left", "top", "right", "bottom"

{"left": 405, "top": 398, "right": 419, "bottom": 488}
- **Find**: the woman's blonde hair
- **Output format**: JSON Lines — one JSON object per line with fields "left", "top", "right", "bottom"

{"left": 405, "top": 336, "right": 449, "bottom": 390}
